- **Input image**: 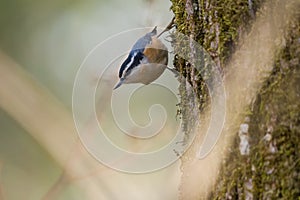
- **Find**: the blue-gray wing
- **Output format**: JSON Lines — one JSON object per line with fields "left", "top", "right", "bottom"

{"left": 118, "top": 27, "right": 157, "bottom": 78}
{"left": 118, "top": 50, "right": 144, "bottom": 78}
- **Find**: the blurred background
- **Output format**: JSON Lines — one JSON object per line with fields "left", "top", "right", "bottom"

{"left": 0, "top": 0, "right": 180, "bottom": 199}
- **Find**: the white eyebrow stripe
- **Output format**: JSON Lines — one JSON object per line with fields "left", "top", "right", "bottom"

{"left": 123, "top": 51, "right": 138, "bottom": 76}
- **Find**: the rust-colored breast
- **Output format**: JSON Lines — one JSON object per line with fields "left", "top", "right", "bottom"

{"left": 143, "top": 37, "right": 168, "bottom": 64}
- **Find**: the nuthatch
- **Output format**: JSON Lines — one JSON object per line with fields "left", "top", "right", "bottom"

{"left": 114, "top": 26, "right": 171, "bottom": 90}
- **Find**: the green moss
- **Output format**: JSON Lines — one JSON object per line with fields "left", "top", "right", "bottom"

{"left": 169, "top": 0, "right": 261, "bottom": 148}
{"left": 171, "top": 0, "right": 258, "bottom": 65}
{"left": 170, "top": 0, "right": 258, "bottom": 117}
{"left": 210, "top": 17, "right": 300, "bottom": 199}
{"left": 170, "top": 0, "right": 299, "bottom": 198}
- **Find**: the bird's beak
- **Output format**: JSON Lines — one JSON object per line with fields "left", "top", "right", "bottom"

{"left": 113, "top": 78, "right": 124, "bottom": 90}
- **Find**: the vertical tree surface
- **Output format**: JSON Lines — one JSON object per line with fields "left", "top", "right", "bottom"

{"left": 170, "top": 0, "right": 300, "bottom": 199}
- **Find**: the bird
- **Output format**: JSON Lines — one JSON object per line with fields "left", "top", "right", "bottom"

{"left": 113, "top": 26, "right": 170, "bottom": 90}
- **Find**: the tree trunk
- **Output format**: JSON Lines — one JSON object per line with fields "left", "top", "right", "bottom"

{"left": 170, "top": 0, "right": 300, "bottom": 199}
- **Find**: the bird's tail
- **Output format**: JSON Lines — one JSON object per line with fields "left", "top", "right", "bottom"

{"left": 157, "top": 17, "right": 175, "bottom": 38}
{"left": 150, "top": 26, "right": 157, "bottom": 36}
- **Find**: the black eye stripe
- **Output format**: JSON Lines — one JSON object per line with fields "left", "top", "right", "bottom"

{"left": 118, "top": 56, "right": 131, "bottom": 78}
{"left": 118, "top": 27, "right": 157, "bottom": 78}
{"left": 125, "top": 51, "right": 144, "bottom": 73}
{"left": 118, "top": 51, "right": 145, "bottom": 78}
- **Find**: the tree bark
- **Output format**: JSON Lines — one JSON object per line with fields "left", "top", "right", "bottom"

{"left": 170, "top": 0, "right": 300, "bottom": 199}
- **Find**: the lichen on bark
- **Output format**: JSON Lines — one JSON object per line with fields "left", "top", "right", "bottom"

{"left": 211, "top": 18, "right": 300, "bottom": 199}
{"left": 170, "top": 0, "right": 259, "bottom": 122}
{"left": 170, "top": 0, "right": 300, "bottom": 198}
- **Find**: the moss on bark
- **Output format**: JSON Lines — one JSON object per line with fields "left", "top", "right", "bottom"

{"left": 170, "top": 0, "right": 300, "bottom": 198}
{"left": 212, "top": 19, "right": 300, "bottom": 199}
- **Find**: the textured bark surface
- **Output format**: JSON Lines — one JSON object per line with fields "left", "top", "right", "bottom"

{"left": 170, "top": 0, "right": 300, "bottom": 199}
